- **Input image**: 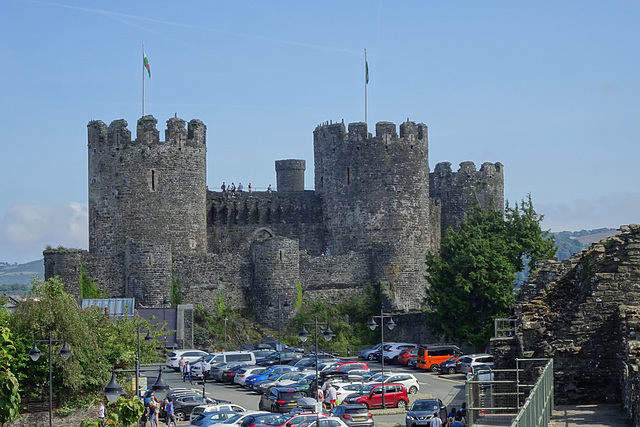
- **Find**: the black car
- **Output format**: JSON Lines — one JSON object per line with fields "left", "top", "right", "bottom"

{"left": 405, "top": 399, "right": 447, "bottom": 427}
{"left": 330, "top": 405, "right": 374, "bottom": 427}
{"left": 258, "top": 351, "right": 303, "bottom": 366}
{"left": 437, "top": 356, "right": 463, "bottom": 375}
{"left": 160, "top": 394, "right": 216, "bottom": 423}
{"left": 222, "top": 364, "right": 251, "bottom": 383}
{"left": 259, "top": 386, "right": 305, "bottom": 413}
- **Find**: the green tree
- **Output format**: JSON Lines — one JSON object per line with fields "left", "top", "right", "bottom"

{"left": 0, "top": 324, "right": 21, "bottom": 425}
{"left": 425, "top": 197, "right": 556, "bottom": 350}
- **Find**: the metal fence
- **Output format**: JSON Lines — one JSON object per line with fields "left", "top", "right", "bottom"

{"left": 494, "top": 318, "right": 518, "bottom": 337}
{"left": 467, "top": 358, "right": 553, "bottom": 427}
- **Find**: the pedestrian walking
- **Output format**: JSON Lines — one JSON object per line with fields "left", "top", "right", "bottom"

{"left": 97, "top": 401, "right": 105, "bottom": 427}
{"left": 429, "top": 412, "right": 442, "bottom": 427}
{"left": 183, "top": 361, "right": 191, "bottom": 382}
{"left": 165, "top": 397, "right": 177, "bottom": 426}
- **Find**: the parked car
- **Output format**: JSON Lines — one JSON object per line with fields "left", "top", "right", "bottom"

{"left": 261, "top": 341, "right": 305, "bottom": 353}
{"left": 246, "top": 365, "right": 300, "bottom": 389}
{"left": 190, "top": 404, "right": 247, "bottom": 423}
{"left": 358, "top": 344, "right": 383, "bottom": 361}
{"left": 329, "top": 382, "right": 365, "bottom": 404}
{"left": 404, "top": 398, "right": 447, "bottom": 427}
{"left": 258, "top": 351, "right": 303, "bottom": 366}
{"left": 397, "top": 348, "right": 419, "bottom": 366}
{"left": 329, "top": 405, "right": 373, "bottom": 427}
{"left": 220, "top": 411, "right": 270, "bottom": 427}
{"left": 260, "top": 412, "right": 328, "bottom": 427}
{"left": 190, "top": 410, "right": 241, "bottom": 427}
{"left": 222, "top": 364, "right": 252, "bottom": 384}
{"left": 466, "top": 364, "right": 494, "bottom": 382}
{"left": 415, "top": 345, "right": 462, "bottom": 372}
{"left": 166, "top": 349, "right": 209, "bottom": 371}
{"left": 437, "top": 356, "right": 463, "bottom": 375}
{"left": 171, "top": 393, "right": 216, "bottom": 422}
{"left": 235, "top": 367, "right": 267, "bottom": 387}
{"left": 254, "top": 371, "right": 314, "bottom": 394}
{"left": 301, "top": 416, "right": 350, "bottom": 427}
{"left": 380, "top": 343, "right": 418, "bottom": 364}
{"left": 319, "top": 362, "right": 369, "bottom": 383}
{"left": 366, "top": 373, "right": 419, "bottom": 394}
{"left": 240, "top": 413, "right": 282, "bottom": 427}
{"left": 259, "top": 386, "right": 306, "bottom": 413}
{"left": 290, "top": 377, "right": 317, "bottom": 398}
{"left": 458, "top": 354, "right": 494, "bottom": 374}
{"left": 343, "top": 383, "right": 409, "bottom": 409}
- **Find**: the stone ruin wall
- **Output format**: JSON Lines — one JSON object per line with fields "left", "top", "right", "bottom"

{"left": 513, "top": 224, "right": 640, "bottom": 417}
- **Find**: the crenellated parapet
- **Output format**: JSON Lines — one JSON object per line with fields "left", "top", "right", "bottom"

{"left": 429, "top": 160, "right": 504, "bottom": 234}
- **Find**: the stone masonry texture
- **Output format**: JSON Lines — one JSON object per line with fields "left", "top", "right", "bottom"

{"left": 44, "top": 115, "right": 504, "bottom": 335}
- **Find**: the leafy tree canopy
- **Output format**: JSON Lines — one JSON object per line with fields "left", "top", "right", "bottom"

{"left": 425, "top": 195, "right": 556, "bottom": 350}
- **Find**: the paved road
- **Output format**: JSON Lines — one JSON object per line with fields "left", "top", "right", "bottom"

{"left": 152, "top": 359, "right": 466, "bottom": 426}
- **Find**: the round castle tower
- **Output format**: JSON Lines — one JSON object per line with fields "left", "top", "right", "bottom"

{"left": 88, "top": 115, "right": 207, "bottom": 305}
{"left": 313, "top": 119, "right": 432, "bottom": 311}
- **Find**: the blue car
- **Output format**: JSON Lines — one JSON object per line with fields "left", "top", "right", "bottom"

{"left": 191, "top": 410, "right": 239, "bottom": 426}
{"left": 244, "top": 366, "right": 299, "bottom": 389}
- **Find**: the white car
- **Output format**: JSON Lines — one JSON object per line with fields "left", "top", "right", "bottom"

{"left": 189, "top": 403, "right": 246, "bottom": 423}
{"left": 366, "top": 373, "right": 420, "bottom": 394}
{"left": 380, "top": 343, "right": 417, "bottom": 364}
{"left": 330, "top": 381, "right": 365, "bottom": 404}
{"left": 166, "top": 349, "right": 209, "bottom": 371}
{"left": 458, "top": 354, "right": 494, "bottom": 374}
{"left": 218, "top": 410, "right": 269, "bottom": 427}
{"left": 234, "top": 366, "right": 267, "bottom": 386}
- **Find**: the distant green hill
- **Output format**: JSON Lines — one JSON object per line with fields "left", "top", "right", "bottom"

{"left": 0, "top": 259, "right": 44, "bottom": 295}
{"left": 553, "top": 228, "right": 618, "bottom": 260}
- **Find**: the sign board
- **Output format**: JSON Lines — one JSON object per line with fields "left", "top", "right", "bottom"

{"left": 276, "top": 343, "right": 283, "bottom": 351}
{"left": 132, "top": 377, "right": 148, "bottom": 392}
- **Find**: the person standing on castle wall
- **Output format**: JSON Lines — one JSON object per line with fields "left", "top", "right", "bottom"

{"left": 248, "top": 183, "right": 253, "bottom": 197}
{"left": 324, "top": 247, "right": 331, "bottom": 256}
{"left": 238, "top": 182, "right": 243, "bottom": 192}
{"left": 231, "top": 183, "right": 236, "bottom": 193}
{"left": 221, "top": 182, "right": 226, "bottom": 192}
{"left": 267, "top": 184, "right": 272, "bottom": 193}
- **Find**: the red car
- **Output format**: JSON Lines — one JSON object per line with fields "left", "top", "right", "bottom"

{"left": 397, "top": 348, "right": 419, "bottom": 366}
{"left": 258, "top": 412, "right": 328, "bottom": 427}
{"left": 344, "top": 383, "right": 409, "bottom": 409}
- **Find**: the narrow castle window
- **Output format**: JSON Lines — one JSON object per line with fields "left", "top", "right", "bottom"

{"left": 347, "top": 167, "right": 350, "bottom": 185}
{"left": 279, "top": 250, "right": 283, "bottom": 262}
{"left": 147, "top": 169, "right": 158, "bottom": 192}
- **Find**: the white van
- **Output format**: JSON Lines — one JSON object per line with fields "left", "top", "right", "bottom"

{"left": 192, "top": 351, "right": 256, "bottom": 379}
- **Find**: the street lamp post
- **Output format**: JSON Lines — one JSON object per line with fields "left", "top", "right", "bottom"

{"left": 135, "top": 324, "right": 153, "bottom": 398}
{"left": 368, "top": 308, "right": 396, "bottom": 408}
{"left": 28, "top": 331, "right": 73, "bottom": 427}
{"left": 299, "top": 316, "right": 334, "bottom": 424}
{"left": 224, "top": 318, "right": 228, "bottom": 351}
{"left": 101, "top": 366, "right": 170, "bottom": 402}
{"left": 269, "top": 294, "right": 290, "bottom": 364}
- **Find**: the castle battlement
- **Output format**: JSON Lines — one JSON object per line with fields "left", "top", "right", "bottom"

{"left": 314, "top": 119, "right": 427, "bottom": 145}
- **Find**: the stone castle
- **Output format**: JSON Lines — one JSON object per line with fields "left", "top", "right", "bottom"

{"left": 44, "top": 115, "right": 504, "bottom": 327}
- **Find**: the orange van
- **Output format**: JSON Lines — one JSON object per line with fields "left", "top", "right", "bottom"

{"left": 415, "top": 345, "right": 462, "bottom": 372}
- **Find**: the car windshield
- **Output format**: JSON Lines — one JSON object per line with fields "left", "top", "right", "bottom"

{"left": 270, "top": 414, "right": 294, "bottom": 425}
{"left": 358, "top": 384, "right": 376, "bottom": 394}
{"left": 223, "top": 414, "right": 245, "bottom": 424}
{"left": 411, "top": 400, "right": 439, "bottom": 412}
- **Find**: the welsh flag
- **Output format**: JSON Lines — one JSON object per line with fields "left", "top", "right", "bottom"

{"left": 143, "top": 52, "right": 151, "bottom": 78}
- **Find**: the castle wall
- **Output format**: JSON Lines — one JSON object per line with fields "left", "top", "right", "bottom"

{"left": 124, "top": 240, "right": 172, "bottom": 307}
{"left": 276, "top": 159, "right": 306, "bottom": 192}
{"left": 518, "top": 224, "right": 640, "bottom": 404}
{"left": 206, "top": 191, "right": 325, "bottom": 256}
{"left": 430, "top": 161, "right": 504, "bottom": 234}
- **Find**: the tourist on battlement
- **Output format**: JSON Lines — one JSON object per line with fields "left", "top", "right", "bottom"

{"left": 248, "top": 183, "right": 253, "bottom": 196}
{"left": 267, "top": 184, "right": 272, "bottom": 193}
{"left": 238, "top": 182, "right": 243, "bottom": 192}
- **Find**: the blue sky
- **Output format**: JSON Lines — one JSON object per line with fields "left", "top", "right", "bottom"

{"left": 1, "top": 0, "right": 639, "bottom": 263}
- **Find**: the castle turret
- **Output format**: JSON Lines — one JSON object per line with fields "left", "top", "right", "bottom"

{"left": 275, "top": 159, "right": 306, "bottom": 192}
{"left": 429, "top": 161, "right": 504, "bottom": 233}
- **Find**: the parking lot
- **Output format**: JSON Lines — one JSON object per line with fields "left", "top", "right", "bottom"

{"left": 151, "top": 358, "right": 467, "bottom": 426}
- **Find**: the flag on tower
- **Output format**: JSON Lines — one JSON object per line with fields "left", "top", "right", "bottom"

{"left": 143, "top": 50, "right": 151, "bottom": 78}
{"left": 366, "top": 59, "right": 369, "bottom": 84}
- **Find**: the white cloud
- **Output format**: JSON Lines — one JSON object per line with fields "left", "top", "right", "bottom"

{"left": 0, "top": 202, "right": 88, "bottom": 263}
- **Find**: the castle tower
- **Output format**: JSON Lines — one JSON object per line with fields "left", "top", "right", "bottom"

{"left": 88, "top": 115, "right": 207, "bottom": 305}
{"left": 430, "top": 161, "right": 504, "bottom": 233}
{"left": 275, "top": 159, "right": 306, "bottom": 192}
{"left": 313, "top": 119, "right": 431, "bottom": 311}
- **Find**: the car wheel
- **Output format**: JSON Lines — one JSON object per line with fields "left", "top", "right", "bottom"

{"left": 448, "top": 367, "right": 456, "bottom": 375}
{"left": 409, "top": 386, "right": 418, "bottom": 394}
{"left": 397, "top": 400, "right": 407, "bottom": 409}
{"left": 392, "top": 356, "right": 399, "bottom": 364}
{"left": 367, "top": 354, "right": 375, "bottom": 361}
{"left": 300, "top": 391, "right": 307, "bottom": 397}
{"left": 174, "top": 411, "right": 186, "bottom": 422}
{"left": 430, "top": 364, "right": 439, "bottom": 372}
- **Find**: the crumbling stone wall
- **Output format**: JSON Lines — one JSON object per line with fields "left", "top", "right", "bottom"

{"left": 619, "top": 305, "right": 640, "bottom": 425}
{"left": 517, "top": 224, "right": 640, "bottom": 408}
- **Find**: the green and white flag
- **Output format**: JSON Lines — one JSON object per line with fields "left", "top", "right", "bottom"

{"left": 143, "top": 50, "right": 151, "bottom": 78}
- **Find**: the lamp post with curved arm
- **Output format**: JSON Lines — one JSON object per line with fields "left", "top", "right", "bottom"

{"left": 368, "top": 308, "right": 396, "bottom": 408}
{"left": 28, "top": 331, "right": 72, "bottom": 427}
{"left": 299, "top": 316, "right": 334, "bottom": 423}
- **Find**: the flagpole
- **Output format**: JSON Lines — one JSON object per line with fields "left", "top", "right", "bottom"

{"left": 142, "top": 43, "right": 146, "bottom": 117}
{"left": 364, "top": 48, "right": 368, "bottom": 128}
